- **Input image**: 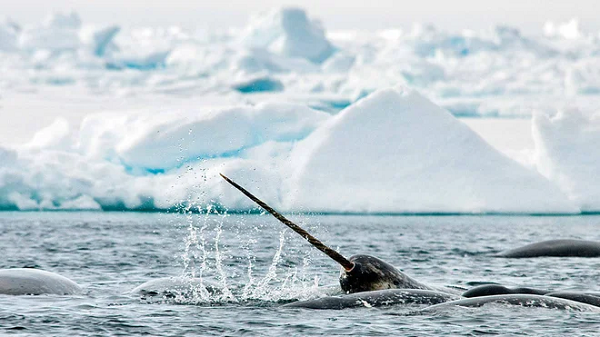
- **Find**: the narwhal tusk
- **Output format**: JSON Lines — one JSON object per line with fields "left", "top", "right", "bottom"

{"left": 220, "top": 173, "right": 355, "bottom": 271}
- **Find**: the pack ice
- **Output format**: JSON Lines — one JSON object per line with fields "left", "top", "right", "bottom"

{"left": 0, "top": 86, "right": 582, "bottom": 214}
{"left": 3, "top": 9, "right": 600, "bottom": 118}
{"left": 241, "top": 7, "right": 335, "bottom": 64}
{"left": 285, "top": 87, "right": 578, "bottom": 214}
{"left": 533, "top": 108, "right": 600, "bottom": 212}
{"left": 0, "top": 102, "right": 328, "bottom": 211}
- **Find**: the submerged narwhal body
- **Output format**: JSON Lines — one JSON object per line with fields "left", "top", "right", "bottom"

{"left": 220, "top": 173, "right": 428, "bottom": 294}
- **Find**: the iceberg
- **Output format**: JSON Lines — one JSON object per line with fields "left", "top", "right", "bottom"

{"left": 12, "top": 11, "right": 120, "bottom": 60}
{"left": 19, "top": 12, "right": 82, "bottom": 52}
{"left": 241, "top": 7, "right": 335, "bottom": 63}
{"left": 43, "top": 12, "right": 82, "bottom": 29}
{"left": 23, "top": 117, "right": 73, "bottom": 151}
{"left": 544, "top": 19, "right": 583, "bottom": 40}
{"left": 533, "top": 108, "right": 600, "bottom": 212}
{"left": 79, "top": 25, "right": 120, "bottom": 57}
{"left": 0, "top": 20, "right": 19, "bottom": 51}
{"left": 78, "top": 102, "right": 328, "bottom": 170}
{"left": 285, "top": 87, "right": 577, "bottom": 214}
{"left": 321, "top": 52, "right": 355, "bottom": 73}
{"left": 104, "top": 27, "right": 190, "bottom": 70}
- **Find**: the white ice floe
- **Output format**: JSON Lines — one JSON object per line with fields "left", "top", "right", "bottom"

{"left": 77, "top": 102, "right": 328, "bottom": 170}
{"left": 19, "top": 12, "right": 82, "bottom": 52}
{"left": 0, "top": 100, "right": 327, "bottom": 211}
{"left": 79, "top": 25, "right": 120, "bottom": 56}
{"left": 0, "top": 20, "right": 19, "bottom": 51}
{"left": 241, "top": 7, "right": 335, "bottom": 64}
{"left": 0, "top": 86, "right": 587, "bottom": 213}
{"left": 533, "top": 108, "right": 600, "bottom": 212}
{"left": 285, "top": 87, "right": 578, "bottom": 214}
{"left": 544, "top": 19, "right": 583, "bottom": 40}
{"left": 8, "top": 11, "right": 120, "bottom": 61}
{"left": 23, "top": 117, "right": 73, "bottom": 151}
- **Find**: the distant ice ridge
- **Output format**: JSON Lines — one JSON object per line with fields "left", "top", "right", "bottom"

{"left": 241, "top": 7, "right": 335, "bottom": 63}
{"left": 3, "top": 9, "right": 600, "bottom": 117}
{"left": 17, "top": 12, "right": 118, "bottom": 56}
{"left": 0, "top": 20, "right": 19, "bottom": 51}
{"left": 0, "top": 86, "right": 591, "bottom": 213}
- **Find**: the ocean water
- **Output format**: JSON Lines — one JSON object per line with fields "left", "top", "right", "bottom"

{"left": 1, "top": 212, "right": 599, "bottom": 336}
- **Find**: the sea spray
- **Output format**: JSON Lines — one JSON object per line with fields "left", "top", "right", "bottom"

{"left": 213, "top": 216, "right": 237, "bottom": 301}
{"left": 167, "top": 209, "right": 328, "bottom": 304}
{"left": 248, "top": 229, "right": 286, "bottom": 299}
{"left": 168, "top": 162, "right": 329, "bottom": 304}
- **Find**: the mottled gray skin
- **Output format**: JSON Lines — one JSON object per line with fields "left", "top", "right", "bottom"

{"left": 0, "top": 268, "right": 81, "bottom": 295}
{"left": 339, "top": 255, "right": 434, "bottom": 294}
{"left": 463, "top": 284, "right": 548, "bottom": 297}
{"left": 497, "top": 239, "right": 600, "bottom": 258}
{"left": 283, "top": 254, "right": 459, "bottom": 309}
{"left": 131, "top": 277, "right": 218, "bottom": 299}
{"left": 463, "top": 285, "right": 600, "bottom": 308}
{"left": 545, "top": 291, "right": 600, "bottom": 308}
{"left": 284, "top": 289, "right": 458, "bottom": 309}
{"left": 286, "top": 253, "right": 600, "bottom": 310}
{"left": 422, "top": 294, "right": 600, "bottom": 312}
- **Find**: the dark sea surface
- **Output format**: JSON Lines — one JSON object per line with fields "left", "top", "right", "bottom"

{"left": 1, "top": 212, "right": 599, "bottom": 336}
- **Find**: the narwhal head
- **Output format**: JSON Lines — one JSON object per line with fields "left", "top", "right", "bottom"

{"left": 219, "top": 173, "right": 429, "bottom": 295}
{"left": 339, "top": 254, "right": 412, "bottom": 293}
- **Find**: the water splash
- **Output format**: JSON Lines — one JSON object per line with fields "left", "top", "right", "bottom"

{"left": 213, "top": 217, "right": 236, "bottom": 301}
{"left": 160, "top": 161, "right": 330, "bottom": 305}
{"left": 246, "top": 229, "right": 286, "bottom": 299}
{"left": 163, "top": 209, "right": 330, "bottom": 305}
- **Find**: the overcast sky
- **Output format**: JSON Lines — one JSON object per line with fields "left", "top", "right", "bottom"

{"left": 3, "top": 0, "right": 599, "bottom": 34}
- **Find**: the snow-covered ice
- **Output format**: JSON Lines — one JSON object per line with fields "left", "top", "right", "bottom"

{"left": 241, "top": 7, "right": 335, "bottom": 63}
{"left": 286, "top": 87, "right": 576, "bottom": 214}
{"left": 1, "top": 7, "right": 599, "bottom": 213}
{"left": 78, "top": 102, "right": 328, "bottom": 170}
{"left": 0, "top": 102, "right": 327, "bottom": 211}
{"left": 533, "top": 108, "right": 600, "bottom": 212}
{"left": 3, "top": 9, "right": 600, "bottom": 116}
{"left": 0, "top": 85, "right": 590, "bottom": 214}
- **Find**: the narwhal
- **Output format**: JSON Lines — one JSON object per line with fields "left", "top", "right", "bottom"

{"left": 220, "top": 173, "right": 437, "bottom": 294}
{"left": 220, "top": 174, "right": 600, "bottom": 311}
{"left": 496, "top": 239, "right": 600, "bottom": 258}
{"left": 0, "top": 268, "right": 81, "bottom": 295}
{"left": 220, "top": 173, "right": 459, "bottom": 308}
